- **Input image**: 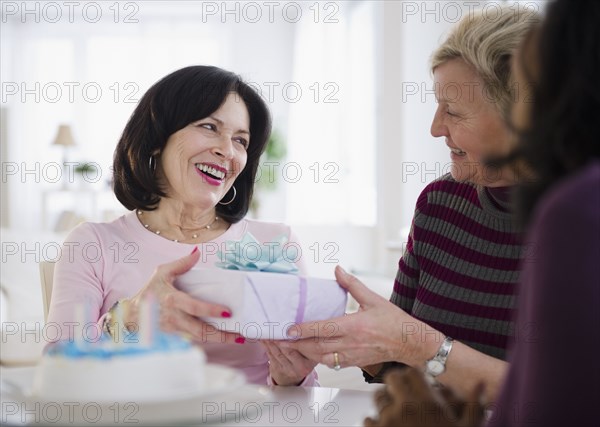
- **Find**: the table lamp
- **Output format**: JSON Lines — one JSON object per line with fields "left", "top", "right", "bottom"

{"left": 52, "top": 124, "right": 76, "bottom": 188}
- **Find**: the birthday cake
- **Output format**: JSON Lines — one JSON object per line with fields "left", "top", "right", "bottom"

{"left": 32, "top": 330, "right": 206, "bottom": 403}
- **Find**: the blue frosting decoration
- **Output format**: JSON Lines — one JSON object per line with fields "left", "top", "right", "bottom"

{"left": 215, "top": 232, "right": 299, "bottom": 274}
{"left": 47, "top": 331, "right": 192, "bottom": 360}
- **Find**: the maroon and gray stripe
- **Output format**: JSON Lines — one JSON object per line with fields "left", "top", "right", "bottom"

{"left": 391, "top": 174, "right": 523, "bottom": 360}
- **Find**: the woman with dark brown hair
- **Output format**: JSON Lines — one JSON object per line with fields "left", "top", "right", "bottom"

{"left": 47, "top": 66, "right": 318, "bottom": 386}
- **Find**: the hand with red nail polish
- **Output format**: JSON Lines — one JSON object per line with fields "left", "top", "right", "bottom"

{"left": 123, "top": 247, "right": 244, "bottom": 345}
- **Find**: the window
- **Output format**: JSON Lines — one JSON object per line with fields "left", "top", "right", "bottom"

{"left": 286, "top": 1, "right": 377, "bottom": 226}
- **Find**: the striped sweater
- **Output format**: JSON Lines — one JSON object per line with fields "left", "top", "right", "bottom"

{"left": 366, "top": 174, "right": 523, "bottom": 382}
{"left": 390, "top": 174, "right": 522, "bottom": 359}
{"left": 395, "top": 173, "right": 523, "bottom": 357}
{"left": 391, "top": 174, "right": 522, "bottom": 359}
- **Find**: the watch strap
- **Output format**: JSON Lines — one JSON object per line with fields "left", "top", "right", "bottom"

{"left": 425, "top": 336, "right": 454, "bottom": 377}
{"left": 436, "top": 336, "right": 453, "bottom": 363}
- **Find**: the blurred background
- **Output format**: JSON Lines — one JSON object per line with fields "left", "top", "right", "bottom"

{"left": 0, "top": 1, "right": 543, "bottom": 359}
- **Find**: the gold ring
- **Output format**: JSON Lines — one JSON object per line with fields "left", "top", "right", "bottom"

{"left": 333, "top": 352, "right": 341, "bottom": 371}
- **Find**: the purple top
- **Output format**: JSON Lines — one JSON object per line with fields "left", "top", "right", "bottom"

{"left": 488, "top": 161, "right": 600, "bottom": 426}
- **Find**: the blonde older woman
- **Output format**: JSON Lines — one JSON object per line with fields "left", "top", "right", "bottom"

{"left": 274, "top": 7, "right": 539, "bottom": 401}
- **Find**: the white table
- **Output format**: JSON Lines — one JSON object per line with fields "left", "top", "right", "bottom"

{"left": 1, "top": 366, "right": 381, "bottom": 426}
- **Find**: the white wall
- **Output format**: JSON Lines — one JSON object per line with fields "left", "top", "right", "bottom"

{"left": 0, "top": 4, "right": 299, "bottom": 231}
{"left": 376, "top": 1, "right": 463, "bottom": 277}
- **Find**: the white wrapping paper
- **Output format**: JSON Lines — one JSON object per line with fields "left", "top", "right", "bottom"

{"left": 176, "top": 268, "right": 347, "bottom": 340}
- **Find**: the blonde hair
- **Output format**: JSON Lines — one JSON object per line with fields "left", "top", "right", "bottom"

{"left": 431, "top": 7, "right": 540, "bottom": 118}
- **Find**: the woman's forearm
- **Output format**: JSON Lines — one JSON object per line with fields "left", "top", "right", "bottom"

{"left": 435, "top": 340, "right": 507, "bottom": 402}
{"left": 400, "top": 327, "right": 507, "bottom": 403}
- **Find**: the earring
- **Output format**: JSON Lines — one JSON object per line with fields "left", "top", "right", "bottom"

{"left": 219, "top": 186, "right": 237, "bottom": 205}
{"left": 148, "top": 155, "right": 156, "bottom": 172}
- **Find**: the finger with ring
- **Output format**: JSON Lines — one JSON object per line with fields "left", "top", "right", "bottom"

{"left": 332, "top": 352, "right": 341, "bottom": 371}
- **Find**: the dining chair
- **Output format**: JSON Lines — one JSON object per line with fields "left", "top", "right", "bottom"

{"left": 39, "top": 261, "right": 55, "bottom": 322}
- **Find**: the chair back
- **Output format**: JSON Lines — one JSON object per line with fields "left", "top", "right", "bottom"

{"left": 39, "top": 261, "right": 55, "bottom": 322}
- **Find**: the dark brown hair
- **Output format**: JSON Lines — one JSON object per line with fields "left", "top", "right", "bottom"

{"left": 112, "top": 65, "right": 271, "bottom": 223}
{"left": 511, "top": 0, "right": 600, "bottom": 226}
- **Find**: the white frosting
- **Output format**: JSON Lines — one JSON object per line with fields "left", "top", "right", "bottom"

{"left": 33, "top": 346, "right": 206, "bottom": 402}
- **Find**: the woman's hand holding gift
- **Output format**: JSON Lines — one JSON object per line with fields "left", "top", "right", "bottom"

{"left": 262, "top": 341, "right": 317, "bottom": 386}
{"left": 278, "top": 266, "right": 437, "bottom": 371}
{"left": 122, "top": 247, "right": 245, "bottom": 345}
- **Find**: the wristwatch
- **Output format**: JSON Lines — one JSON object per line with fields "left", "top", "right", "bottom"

{"left": 425, "top": 336, "right": 454, "bottom": 377}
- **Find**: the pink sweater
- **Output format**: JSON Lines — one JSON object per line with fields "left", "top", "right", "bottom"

{"left": 47, "top": 211, "right": 317, "bottom": 386}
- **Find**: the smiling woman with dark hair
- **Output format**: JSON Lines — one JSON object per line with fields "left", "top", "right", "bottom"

{"left": 47, "top": 65, "right": 319, "bottom": 386}
{"left": 112, "top": 66, "right": 270, "bottom": 223}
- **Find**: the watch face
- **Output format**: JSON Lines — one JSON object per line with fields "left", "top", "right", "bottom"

{"left": 426, "top": 360, "right": 445, "bottom": 376}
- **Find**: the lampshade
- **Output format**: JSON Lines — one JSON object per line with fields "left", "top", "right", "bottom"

{"left": 52, "top": 125, "right": 76, "bottom": 147}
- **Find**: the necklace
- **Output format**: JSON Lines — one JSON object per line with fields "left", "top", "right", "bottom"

{"left": 136, "top": 210, "right": 219, "bottom": 242}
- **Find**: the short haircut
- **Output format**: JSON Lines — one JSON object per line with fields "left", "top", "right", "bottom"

{"left": 431, "top": 6, "right": 540, "bottom": 120}
{"left": 112, "top": 65, "right": 271, "bottom": 223}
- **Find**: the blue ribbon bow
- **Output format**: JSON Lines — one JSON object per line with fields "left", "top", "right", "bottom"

{"left": 215, "top": 232, "right": 299, "bottom": 274}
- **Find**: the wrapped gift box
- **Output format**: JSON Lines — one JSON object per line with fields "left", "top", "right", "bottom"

{"left": 176, "top": 268, "right": 347, "bottom": 340}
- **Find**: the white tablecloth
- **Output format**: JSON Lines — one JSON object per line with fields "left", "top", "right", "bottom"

{"left": 1, "top": 366, "right": 381, "bottom": 426}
